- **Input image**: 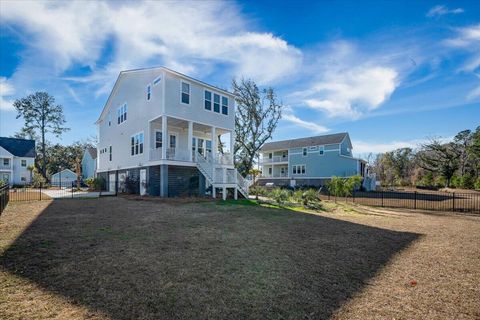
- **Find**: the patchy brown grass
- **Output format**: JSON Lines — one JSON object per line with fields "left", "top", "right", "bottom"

{"left": 0, "top": 198, "right": 479, "bottom": 320}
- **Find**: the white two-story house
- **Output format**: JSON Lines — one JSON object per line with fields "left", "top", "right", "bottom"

{"left": 0, "top": 137, "right": 35, "bottom": 186}
{"left": 96, "top": 67, "right": 249, "bottom": 199}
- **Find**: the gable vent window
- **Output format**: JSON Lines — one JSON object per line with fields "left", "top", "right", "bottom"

{"left": 181, "top": 82, "right": 190, "bottom": 104}
{"left": 204, "top": 91, "right": 212, "bottom": 110}
{"left": 117, "top": 104, "right": 127, "bottom": 124}
{"left": 213, "top": 93, "right": 220, "bottom": 113}
{"left": 221, "top": 96, "right": 228, "bottom": 115}
{"left": 147, "top": 85, "right": 151, "bottom": 101}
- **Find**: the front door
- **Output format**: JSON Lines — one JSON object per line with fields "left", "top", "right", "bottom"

{"left": 140, "top": 169, "right": 147, "bottom": 196}
{"left": 109, "top": 173, "right": 116, "bottom": 192}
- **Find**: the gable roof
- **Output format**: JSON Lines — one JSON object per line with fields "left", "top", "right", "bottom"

{"left": 0, "top": 137, "right": 36, "bottom": 157}
{"left": 51, "top": 168, "right": 77, "bottom": 177}
{"left": 95, "top": 66, "right": 234, "bottom": 124}
{"left": 85, "top": 147, "right": 97, "bottom": 160}
{"left": 260, "top": 132, "right": 349, "bottom": 152}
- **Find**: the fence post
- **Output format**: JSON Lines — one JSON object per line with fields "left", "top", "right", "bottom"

{"left": 353, "top": 190, "right": 355, "bottom": 203}
{"left": 39, "top": 185, "right": 42, "bottom": 201}
{"left": 414, "top": 191, "right": 417, "bottom": 210}
{"left": 71, "top": 182, "right": 74, "bottom": 199}
{"left": 381, "top": 191, "right": 384, "bottom": 207}
{"left": 452, "top": 193, "right": 455, "bottom": 212}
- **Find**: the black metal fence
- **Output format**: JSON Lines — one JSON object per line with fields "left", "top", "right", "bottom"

{"left": 0, "top": 184, "right": 8, "bottom": 215}
{"left": 321, "top": 190, "right": 480, "bottom": 213}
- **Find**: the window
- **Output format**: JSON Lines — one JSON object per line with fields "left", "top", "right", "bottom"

{"left": 155, "top": 131, "right": 162, "bottom": 148}
{"left": 21, "top": 177, "right": 26, "bottom": 182}
{"left": 117, "top": 104, "right": 127, "bottom": 124}
{"left": 21, "top": 160, "right": 27, "bottom": 167}
{"left": 319, "top": 146, "right": 324, "bottom": 155}
{"left": 204, "top": 91, "right": 212, "bottom": 110}
{"left": 268, "top": 167, "right": 272, "bottom": 175}
{"left": 292, "top": 165, "right": 306, "bottom": 175}
{"left": 108, "top": 112, "right": 111, "bottom": 126}
{"left": 147, "top": 85, "right": 151, "bottom": 101}
{"left": 169, "top": 134, "right": 176, "bottom": 148}
{"left": 302, "top": 148, "right": 307, "bottom": 156}
{"left": 213, "top": 93, "right": 220, "bottom": 113}
{"left": 282, "top": 151, "right": 287, "bottom": 159}
{"left": 269, "top": 153, "right": 273, "bottom": 159}
{"left": 181, "top": 82, "right": 190, "bottom": 104}
{"left": 109, "top": 146, "right": 112, "bottom": 161}
{"left": 131, "top": 132, "right": 144, "bottom": 155}
{"left": 206, "top": 140, "right": 212, "bottom": 153}
{"left": 153, "top": 76, "right": 161, "bottom": 85}
{"left": 3, "top": 159, "right": 9, "bottom": 166}
{"left": 281, "top": 167, "right": 285, "bottom": 175}
{"left": 221, "top": 96, "right": 228, "bottom": 115}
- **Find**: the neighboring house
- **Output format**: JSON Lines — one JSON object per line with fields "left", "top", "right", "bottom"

{"left": 258, "top": 132, "right": 375, "bottom": 189}
{"left": 95, "top": 66, "right": 249, "bottom": 199}
{"left": 0, "top": 137, "right": 35, "bottom": 186}
{"left": 50, "top": 169, "right": 77, "bottom": 188}
{"left": 81, "top": 147, "right": 97, "bottom": 179}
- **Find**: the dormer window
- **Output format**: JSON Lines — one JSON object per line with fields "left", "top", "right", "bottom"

{"left": 181, "top": 82, "right": 190, "bottom": 104}
{"left": 147, "top": 85, "right": 151, "bottom": 101}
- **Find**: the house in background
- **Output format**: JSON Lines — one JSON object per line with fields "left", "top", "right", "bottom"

{"left": 50, "top": 169, "right": 77, "bottom": 188}
{"left": 0, "top": 137, "right": 35, "bottom": 186}
{"left": 95, "top": 66, "right": 249, "bottom": 199}
{"left": 257, "top": 132, "right": 375, "bottom": 190}
{"left": 82, "top": 147, "right": 97, "bottom": 179}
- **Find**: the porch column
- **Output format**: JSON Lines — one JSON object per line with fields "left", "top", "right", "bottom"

{"left": 230, "top": 131, "right": 235, "bottom": 157}
{"left": 211, "top": 127, "right": 216, "bottom": 160}
{"left": 160, "top": 164, "right": 168, "bottom": 197}
{"left": 188, "top": 121, "right": 193, "bottom": 162}
{"left": 234, "top": 188, "right": 238, "bottom": 200}
{"left": 161, "top": 116, "right": 167, "bottom": 159}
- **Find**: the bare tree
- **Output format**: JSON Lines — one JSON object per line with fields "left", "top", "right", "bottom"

{"left": 232, "top": 78, "right": 282, "bottom": 176}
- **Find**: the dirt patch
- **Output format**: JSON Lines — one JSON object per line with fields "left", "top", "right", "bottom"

{"left": 0, "top": 198, "right": 479, "bottom": 319}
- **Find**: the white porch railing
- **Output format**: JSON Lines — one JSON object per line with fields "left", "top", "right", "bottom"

{"left": 260, "top": 172, "right": 289, "bottom": 178}
{"left": 261, "top": 155, "right": 288, "bottom": 163}
{"left": 149, "top": 148, "right": 191, "bottom": 162}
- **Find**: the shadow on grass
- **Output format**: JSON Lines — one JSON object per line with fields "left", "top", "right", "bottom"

{"left": 0, "top": 198, "right": 420, "bottom": 319}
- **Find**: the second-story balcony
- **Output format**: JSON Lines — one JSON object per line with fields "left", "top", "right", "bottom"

{"left": 261, "top": 155, "right": 288, "bottom": 164}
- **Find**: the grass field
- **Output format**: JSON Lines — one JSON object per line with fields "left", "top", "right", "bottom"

{"left": 0, "top": 198, "right": 479, "bottom": 319}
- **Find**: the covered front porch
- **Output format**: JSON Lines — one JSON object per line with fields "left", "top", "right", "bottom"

{"left": 148, "top": 116, "right": 234, "bottom": 165}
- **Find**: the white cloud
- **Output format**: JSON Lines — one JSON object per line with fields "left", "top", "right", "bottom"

{"left": 0, "top": 77, "right": 15, "bottom": 111}
{"left": 282, "top": 113, "right": 329, "bottom": 134}
{"left": 352, "top": 136, "right": 453, "bottom": 154}
{"left": 0, "top": 0, "right": 301, "bottom": 90}
{"left": 426, "top": 5, "right": 464, "bottom": 17}
{"left": 299, "top": 65, "right": 398, "bottom": 119}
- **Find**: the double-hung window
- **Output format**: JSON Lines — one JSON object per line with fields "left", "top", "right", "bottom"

{"left": 293, "top": 165, "right": 306, "bottom": 175}
{"left": 155, "top": 131, "right": 162, "bottom": 148}
{"left": 181, "top": 82, "right": 190, "bottom": 104}
{"left": 3, "top": 159, "right": 9, "bottom": 166}
{"left": 204, "top": 91, "right": 212, "bottom": 110}
{"left": 213, "top": 93, "right": 220, "bottom": 113}
{"left": 221, "top": 96, "right": 228, "bottom": 115}
{"left": 169, "top": 135, "right": 176, "bottom": 149}
{"left": 21, "top": 160, "right": 27, "bottom": 167}
{"left": 117, "top": 104, "right": 127, "bottom": 124}
{"left": 131, "top": 133, "right": 144, "bottom": 155}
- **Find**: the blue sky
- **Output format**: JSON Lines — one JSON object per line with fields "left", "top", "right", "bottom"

{"left": 0, "top": 0, "right": 478, "bottom": 155}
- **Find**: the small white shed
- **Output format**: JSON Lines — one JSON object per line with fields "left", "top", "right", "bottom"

{"left": 50, "top": 169, "right": 77, "bottom": 188}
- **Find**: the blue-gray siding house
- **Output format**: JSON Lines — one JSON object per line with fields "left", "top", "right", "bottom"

{"left": 258, "top": 132, "right": 371, "bottom": 188}
{"left": 51, "top": 169, "right": 78, "bottom": 188}
{"left": 81, "top": 147, "right": 97, "bottom": 179}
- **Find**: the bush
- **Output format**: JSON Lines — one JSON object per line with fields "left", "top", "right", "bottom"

{"left": 292, "top": 190, "right": 304, "bottom": 203}
{"left": 345, "top": 175, "right": 363, "bottom": 196}
{"left": 301, "top": 189, "right": 319, "bottom": 206}
{"left": 474, "top": 178, "right": 480, "bottom": 191}
{"left": 85, "top": 177, "right": 104, "bottom": 191}
{"left": 249, "top": 186, "right": 268, "bottom": 197}
{"left": 270, "top": 188, "right": 291, "bottom": 205}
{"left": 460, "top": 174, "right": 474, "bottom": 189}
{"left": 32, "top": 172, "right": 47, "bottom": 188}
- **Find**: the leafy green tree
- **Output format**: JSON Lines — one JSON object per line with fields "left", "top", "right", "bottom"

{"left": 13, "top": 92, "right": 69, "bottom": 180}
{"left": 345, "top": 175, "right": 363, "bottom": 196}
{"left": 233, "top": 78, "right": 282, "bottom": 176}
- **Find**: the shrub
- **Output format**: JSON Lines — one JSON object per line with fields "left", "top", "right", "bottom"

{"left": 327, "top": 176, "right": 346, "bottom": 197}
{"left": 460, "top": 174, "right": 474, "bottom": 189}
{"left": 292, "top": 190, "right": 304, "bottom": 203}
{"left": 270, "top": 188, "right": 291, "bottom": 205}
{"left": 85, "top": 177, "right": 104, "bottom": 191}
{"left": 301, "top": 189, "right": 319, "bottom": 206}
{"left": 32, "top": 172, "right": 47, "bottom": 188}
{"left": 249, "top": 186, "right": 268, "bottom": 197}
{"left": 345, "top": 175, "right": 363, "bottom": 196}
{"left": 474, "top": 177, "right": 480, "bottom": 191}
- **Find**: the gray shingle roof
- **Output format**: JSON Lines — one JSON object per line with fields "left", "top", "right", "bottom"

{"left": 0, "top": 137, "right": 36, "bottom": 157}
{"left": 260, "top": 132, "right": 348, "bottom": 152}
{"left": 86, "top": 147, "right": 97, "bottom": 160}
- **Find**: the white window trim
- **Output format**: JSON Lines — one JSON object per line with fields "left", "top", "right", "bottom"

{"left": 221, "top": 95, "right": 229, "bottom": 116}
{"left": 117, "top": 103, "right": 127, "bottom": 125}
{"left": 154, "top": 129, "right": 163, "bottom": 149}
{"left": 292, "top": 164, "right": 306, "bottom": 175}
{"left": 213, "top": 93, "right": 221, "bottom": 113}
{"left": 204, "top": 89, "right": 212, "bottom": 111}
{"left": 147, "top": 84, "right": 152, "bottom": 101}
{"left": 130, "top": 131, "right": 144, "bottom": 156}
{"left": 180, "top": 81, "right": 190, "bottom": 105}
{"left": 153, "top": 76, "right": 161, "bottom": 86}
{"left": 168, "top": 131, "right": 179, "bottom": 149}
